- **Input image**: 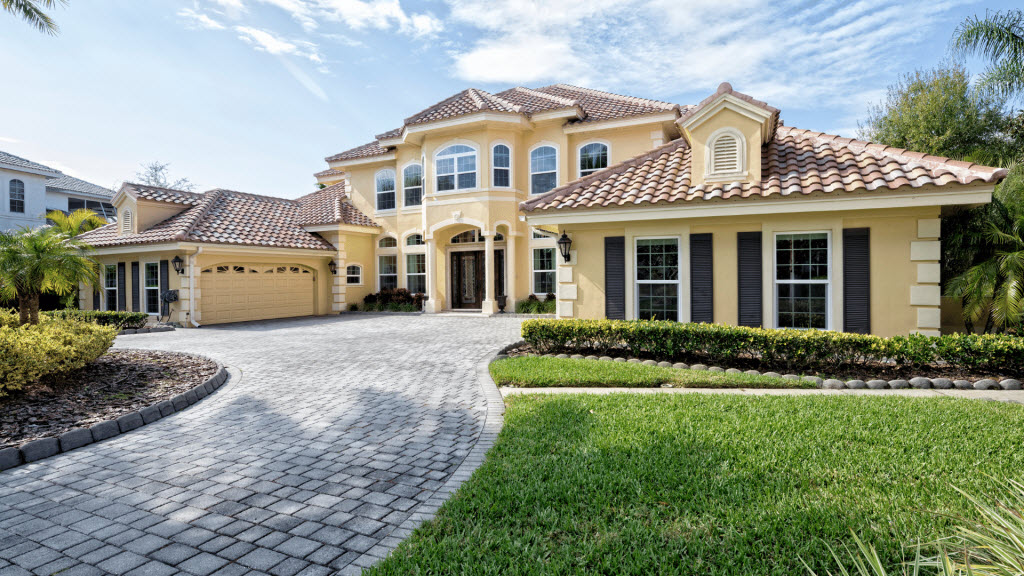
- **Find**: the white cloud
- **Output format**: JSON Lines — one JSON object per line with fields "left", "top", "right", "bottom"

{"left": 234, "top": 26, "right": 324, "bottom": 63}
{"left": 178, "top": 8, "right": 226, "bottom": 30}
{"left": 240, "top": 0, "right": 443, "bottom": 37}
{"left": 0, "top": 136, "right": 19, "bottom": 144}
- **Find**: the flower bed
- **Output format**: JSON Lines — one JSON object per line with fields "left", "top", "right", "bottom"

{"left": 519, "top": 319, "right": 1024, "bottom": 381}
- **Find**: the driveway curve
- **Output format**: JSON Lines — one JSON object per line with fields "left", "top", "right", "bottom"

{"left": 0, "top": 315, "right": 522, "bottom": 576}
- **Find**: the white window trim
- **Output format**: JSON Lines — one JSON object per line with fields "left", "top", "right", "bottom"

{"left": 528, "top": 142, "right": 560, "bottom": 196}
{"left": 403, "top": 231, "right": 427, "bottom": 252}
{"left": 405, "top": 253, "right": 427, "bottom": 294}
{"left": 374, "top": 168, "right": 397, "bottom": 214}
{"left": 490, "top": 141, "right": 513, "bottom": 189}
{"left": 633, "top": 236, "right": 683, "bottom": 322}
{"left": 433, "top": 140, "right": 480, "bottom": 195}
{"left": 377, "top": 254, "right": 398, "bottom": 292}
{"left": 345, "top": 263, "right": 363, "bottom": 286}
{"left": 103, "top": 264, "right": 118, "bottom": 312}
{"left": 142, "top": 261, "right": 161, "bottom": 316}
{"left": 530, "top": 246, "right": 557, "bottom": 296}
{"left": 400, "top": 161, "right": 424, "bottom": 210}
{"left": 376, "top": 233, "right": 399, "bottom": 250}
{"left": 576, "top": 140, "right": 610, "bottom": 179}
{"left": 705, "top": 126, "right": 747, "bottom": 182}
{"left": 772, "top": 230, "right": 833, "bottom": 331}
{"left": 9, "top": 179, "right": 25, "bottom": 214}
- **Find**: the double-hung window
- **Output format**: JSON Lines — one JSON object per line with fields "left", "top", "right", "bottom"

{"left": 375, "top": 169, "right": 396, "bottom": 211}
{"left": 775, "top": 232, "right": 830, "bottom": 329}
{"left": 406, "top": 254, "right": 426, "bottom": 294}
{"left": 378, "top": 255, "right": 398, "bottom": 290}
{"left": 403, "top": 164, "right": 423, "bottom": 207}
{"left": 104, "top": 264, "right": 117, "bottom": 311}
{"left": 9, "top": 180, "right": 25, "bottom": 213}
{"left": 530, "top": 146, "right": 557, "bottom": 195}
{"left": 579, "top": 142, "right": 608, "bottom": 177}
{"left": 144, "top": 262, "right": 160, "bottom": 315}
{"left": 636, "top": 238, "right": 680, "bottom": 321}
{"left": 492, "top": 144, "right": 510, "bottom": 187}
{"left": 435, "top": 145, "right": 476, "bottom": 191}
{"left": 346, "top": 265, "right": 362, "bottom": 285}
{"left": 532, "top": 248, "right": 555, "bottom": 295}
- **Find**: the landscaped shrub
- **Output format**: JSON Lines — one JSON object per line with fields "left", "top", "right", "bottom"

{"left": 363, "top": 289, "right": 424, "bottom": 312}
{"left": 515, "top": 294, "right": 556, "bottom": 314}
{"left": 0, "top": 311, "right": 116, "bottom": 396}
{"left": 520, "top": 319, "right": 1024, "bottom": 375}
{"left": 46, "top": 309, "right": 149, "bottom": 330}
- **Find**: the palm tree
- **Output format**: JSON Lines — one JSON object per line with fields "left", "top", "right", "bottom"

{"left": 952, "top": 9, "right": 1024, "bottom": 100}
{"left": 46, "top": 209, "right": 106, "bottom": 238}
{"left": 0, "top": 226, "right": 97, "bottom": 325}
{"left": 1, "top": 0, "right": 67, "bottom": 35}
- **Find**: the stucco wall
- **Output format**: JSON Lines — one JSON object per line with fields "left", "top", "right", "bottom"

{"left": 0, "top": 169, "right": 48, "bottom": 231}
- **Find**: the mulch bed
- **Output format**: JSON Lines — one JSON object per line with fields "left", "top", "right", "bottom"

{"left": 1, "top": 350, "right": 218, "bottom": 449}
{"left": 504, "top": 343, "right": 1015, "bottom": 382}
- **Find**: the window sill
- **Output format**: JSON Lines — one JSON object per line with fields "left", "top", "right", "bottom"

{"left": 374, "top": 209, "right": 397, "bottom": 216}
{"left": 705, "top": 171, "right": 749, "bottom": 183}
{"left": 399, "top": 207, "right": 423, "bottom": 214}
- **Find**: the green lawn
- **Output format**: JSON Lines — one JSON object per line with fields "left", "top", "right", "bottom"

{"left": 366, "top": 394, "right": 1024, "bottom": 576}
{"left": 490, "top": 356, "right": 813, "bottom": 388}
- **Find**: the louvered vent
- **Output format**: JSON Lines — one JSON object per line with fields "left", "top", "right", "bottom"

{"left": 711, "top": 135, "right": 740, "bottom": 174}
{"left": 120, "top": 209, "right": 133, "bottom": 234}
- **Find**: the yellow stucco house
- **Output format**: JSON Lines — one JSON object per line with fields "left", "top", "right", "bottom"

{"left": 79, "top": 82, "right": 1006, "bottom": 336}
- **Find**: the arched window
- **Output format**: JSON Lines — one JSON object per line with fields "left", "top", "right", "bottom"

{"left": 378, "top": 236, "right": 397, "bottom": 248}
{"left": 708, "top": 132, "right": 742, "bottom": 177}
{"left": 451, "top": 230, "right": 478, "bottom": 244}
{"left": 492, "top": 144, "right": 510, "bottom": 187}
{"left": 403, "top": 164, "right": 422, "bottom": 207}
{"left": 435, "top": 145, "right": 476, "bottom": 191}
{"left": 346, "top": 265, "right": 362, "bottom": 285}
{"left": 375, "top": 169, "right": 396, "bottom": 211}
{"left": 406, "top": 234, "right": 424, "bottom": 246}
{"left": 8, "top": 179, "right": 25, "bottom": 213}
{"left": 579, "top": 142, "right": 608, "bottom": 177}
{"left": 120, "top": 209, "right": 133, "bottom": 234}
{"left": 530, "top": 146, "right": 557, "bottom": 195}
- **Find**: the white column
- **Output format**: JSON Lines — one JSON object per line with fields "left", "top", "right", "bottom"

{"left": 506, "top": 234, "right": 517, "bottom": 307}
{"left": 482, "top": 233, "right": 497, "bottom": 314}
{"left": 424, "top": 238, "right": 438, "bottom": 313}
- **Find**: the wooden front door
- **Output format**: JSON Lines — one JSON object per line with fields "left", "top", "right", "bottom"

{"left": 451, "top": 250, "right": 484, "bottom": 309}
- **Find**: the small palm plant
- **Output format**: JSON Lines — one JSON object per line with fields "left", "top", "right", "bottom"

{"left": 46, "top": 208, "right": 107, "bottom": 238}
{"left": 0, "top": 226, "right": 98, "bottom": 325}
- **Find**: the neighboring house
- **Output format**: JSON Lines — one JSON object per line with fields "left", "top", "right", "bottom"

{"left": 77, "top": 83, "right": 1006, "bottom": 335}
{"left": 0, "top": 149, "right": 114, "bottom": 231}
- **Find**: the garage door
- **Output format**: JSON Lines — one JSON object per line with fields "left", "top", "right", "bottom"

{"left": 200, "top": 264, "right": 315, "bottom": 325}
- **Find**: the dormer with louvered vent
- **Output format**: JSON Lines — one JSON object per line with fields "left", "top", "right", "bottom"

{"left": 120, "top": 208, "right": 133, "bottom": 235}
{"left": 706, "top": 128, "right": 746, "bottom": 182}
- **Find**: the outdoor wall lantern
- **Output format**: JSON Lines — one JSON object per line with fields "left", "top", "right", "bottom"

{"left": 328, "top": 260, "right": 338, "bottom": 275}
{"left": 171, "top": 255, "right": 185, "bottom": 275}
{"left": 557, "top": 232, "right": 573, "bottom": 263}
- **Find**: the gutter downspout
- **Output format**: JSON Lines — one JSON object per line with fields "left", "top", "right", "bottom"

{"left": 189, "top": 247, "right": 202, "bottom": 328}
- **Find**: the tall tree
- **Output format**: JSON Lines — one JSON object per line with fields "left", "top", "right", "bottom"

{"left": 46, "top": 208, "right": 106, "bottom": 238}
{"left": 953, "top": 9, "right": 1024, "bottom": 101}
{"left": 0, "top": 227, "right": 97, "bottom": 325}
{"left": 134, "top": 161, "right": 195, "bottom": 192}
{"left": 1, "top": 0, "right": 66, "bottom": 35}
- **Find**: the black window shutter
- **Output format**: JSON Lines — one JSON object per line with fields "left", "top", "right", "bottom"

{"left": 604, "top": 236, "right": 625, "bottom": 320}
{"left": 737, "top": 231, "right": 763, "bottom": 327}
{"left": 131, "top": 262, "right": 140, "bottom": 312}
{"left": 92, "top": 288, "right": 99, "bottom": 310}
{"left": 160, "top": 260, "right": 170, "bottom": 317}
{"left": 843, "top": 228, "right": 871, "bottom": 334}
{"left": 117, "top": 262, "right": 126, "bottom": 311}
{"left": 690, "top": 233, "right": 714, "bottom": 323}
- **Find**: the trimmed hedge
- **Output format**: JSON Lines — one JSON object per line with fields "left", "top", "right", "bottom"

{"left": 521, "top": 319, "right": 1024, "bottom": 375}
{"left": 46, "top": 309, "right": 149, "bottom": 330}
{"left": 0, "top": 312, "right": 116, "bottom": 397}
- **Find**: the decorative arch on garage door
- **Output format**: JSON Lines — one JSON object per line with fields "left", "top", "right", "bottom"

{"left": 199, "top": 263, "right": 317, "bottom": 325}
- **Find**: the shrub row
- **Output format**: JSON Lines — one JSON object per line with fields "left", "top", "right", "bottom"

{"left": 520, "top": 319, "right": 1024, "bottom": 374}
{"left": 46, "top": 310, "right": 149, "bottom": 330}
{"left": 0, "top": 315, "right": 116, "bottom": 396}
{"left": 515, "top": 294, "right": 556, "bottom": 314}
{"left": 363, "top": 289, "right": 425, "bottom": 311}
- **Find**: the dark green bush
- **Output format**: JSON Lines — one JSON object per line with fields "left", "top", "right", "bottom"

{"left": 520, "top": 319, "right": 1024, "bottom": 375}
{"left": 515, "top": 295, "right": 556, "bottom": 314}
{"left": 363, "top": 289, "right": 424, "bottom": 311}
{"left": 46, "top": 309, "right": 149, "bottom": 330}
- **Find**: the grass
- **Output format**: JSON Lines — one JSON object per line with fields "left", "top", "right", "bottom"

{"left": 366, "top": 394, "right": 1024, "bottom": 576}
{"left": 490, "top": 356, "right": 813, "bottom": 388}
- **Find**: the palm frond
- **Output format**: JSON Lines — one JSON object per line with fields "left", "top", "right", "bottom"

{"left": 0, "top": 0, "right": 67, "bottom": 35}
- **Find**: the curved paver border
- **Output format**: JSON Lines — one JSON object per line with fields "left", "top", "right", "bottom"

{"left": 352, "top": 348, "right": 509, "bottom": 571}
{"left": 0, "top": 350, "right": 230, "bottom": 472}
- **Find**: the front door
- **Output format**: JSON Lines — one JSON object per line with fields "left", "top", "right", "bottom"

{"left": 451, "top": 251, "right": 484, "bottom": 309}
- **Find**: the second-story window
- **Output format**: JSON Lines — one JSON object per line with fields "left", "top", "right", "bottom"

{"left": 9, "top": 179, "right": 25, "bottom": 213}
{"left": 376, "top": 169, "right": 396, "bottom": 211}
{"left": 530, "top": 146, "right": 557, "bottom": 195}
{"left": 435, "top": 145, "right": 476, "bottom": 192}
{"left": 403, "top": 164, "right": 423, "bottom": 207}
{"left": 492, "top": 144, "right": 510, "bottom": 188}
{"left": 579, "top": 142, "right": 608, "bottom": 177}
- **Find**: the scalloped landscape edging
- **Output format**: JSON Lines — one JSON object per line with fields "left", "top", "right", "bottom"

{"left": 0, "top": 352, "right": 228, "bottom": 472}
{"left": 496, "top": 341, "right": 1023, "bottom": 392}
{"left": 118, "top": 325, "right": 176, "bottom": 336}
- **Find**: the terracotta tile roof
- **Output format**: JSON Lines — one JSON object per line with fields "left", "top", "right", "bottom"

{"left": 314, "top": 167, "right": 344, "bottom": 179}
{"left": 375, "top": 127, "right": 403, "bottom": 140}
{"left": 404, "top": 88, "right": 522, "bottom": 126}
{"left": 325, "top": 140, "right": 391, "bottom": 162}
{"left": 521, "top": 125, "right": 1008, "bottom": 212}
{"left": 527, "top": 84, "right": 678, "bottom": 123}
{"left": 295, "top": 182, "right": 377, "bottom": 227}
{"left": 678, "top": 82, "right": 778, "bottom": 127}
{"left": 122, "top": 182, "right": 205, "bottom": 206}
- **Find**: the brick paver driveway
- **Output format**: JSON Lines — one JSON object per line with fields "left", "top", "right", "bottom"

{"left": 0, "top": 314, "right": 522, "bottom": 576}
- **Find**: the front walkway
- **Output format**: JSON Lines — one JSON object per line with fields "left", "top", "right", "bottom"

{"left": 0, "top": 315, "right": 522, "bottom": 576}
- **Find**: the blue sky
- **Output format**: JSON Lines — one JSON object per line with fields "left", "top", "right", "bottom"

{"left": 0, "top": 0, "right": 1017, "bottom": 198}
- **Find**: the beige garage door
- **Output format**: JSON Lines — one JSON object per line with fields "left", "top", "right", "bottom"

{"left": 200, "top": 264, "right": 315, "bottom": 325}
